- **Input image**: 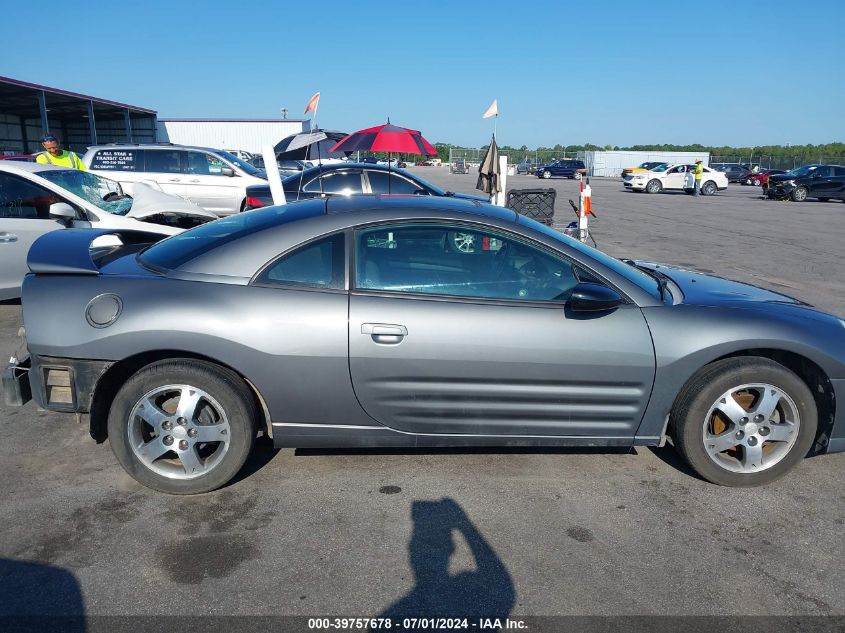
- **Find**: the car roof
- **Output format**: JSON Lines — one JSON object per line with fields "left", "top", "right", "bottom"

{"left": 158, "top": 195, "right": 519, "bottom": 279}
{"left": 281, "top": 162, "right": 422, "bottom": 184}
{"left": 86, "top": 143, "right": 225, "bottom": 154}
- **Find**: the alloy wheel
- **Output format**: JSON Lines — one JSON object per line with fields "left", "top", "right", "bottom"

{"left": 128, "top": 384, "right": 231, "bottom": 480}
{"left": 702, "top": 383, "right": 800, "bottom": 474}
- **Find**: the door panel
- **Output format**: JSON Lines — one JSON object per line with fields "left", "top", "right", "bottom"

{"left": 349, "top": 295, "right": 655, "bottom": 437}
{"left": 183, "top": 152, "right": 240, "bottom": 214}
{"left": 0, "top": 218, "right": 64, "bottom": 298}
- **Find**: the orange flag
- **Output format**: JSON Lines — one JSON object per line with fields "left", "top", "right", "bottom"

{"left": 304, "top": 92, "right": 320, "bottom": 115}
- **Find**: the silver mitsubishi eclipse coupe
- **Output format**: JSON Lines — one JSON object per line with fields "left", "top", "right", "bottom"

{"left": 4, "top": 195, "right": 845, "bottom": 494}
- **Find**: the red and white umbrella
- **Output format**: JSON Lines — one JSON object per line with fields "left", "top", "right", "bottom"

{"left": 329, "top": 122, "right": 438, "bottom": 156}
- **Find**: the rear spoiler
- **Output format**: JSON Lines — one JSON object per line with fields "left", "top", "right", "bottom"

{"left": 27, "top": 228, "right": 166, "bottom": 275}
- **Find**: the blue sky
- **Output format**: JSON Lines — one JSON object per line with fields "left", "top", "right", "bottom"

{"left": 4, "top": 0, "right": 844, "bottom": 148}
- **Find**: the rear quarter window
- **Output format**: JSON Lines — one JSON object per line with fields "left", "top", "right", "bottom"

{"left": 90, "top": 149, "right": 138, "bottom": 171}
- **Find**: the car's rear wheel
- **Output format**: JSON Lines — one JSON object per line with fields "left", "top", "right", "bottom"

{"left": 107, "top": 359, "right": 256, "bottom": 494}
{"left": 752, "top": 178, "right": 761, "bottom": 186}
{"left": 574, "top": 173, "right": 582, "bottom": 180}
{"left": 542, "top": 170, "right": 551, "bottom": 179}
{"left": 645, "top": 179, "right": 662, "bottom": 194}
{"left": 791, "top": 187, "right": 809, "bottom": 202}
{"left": 671, "top": 357, "right": 816, "bottom": 486}
{"left": 701, "top": 181, "right": 717, "bottom": 196}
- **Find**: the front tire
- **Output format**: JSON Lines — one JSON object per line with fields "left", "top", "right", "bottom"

{"left": 107, "top": 359, "right": 256, "bottom": 494}
{"left": 671, "top": 357, "right": 817, "bottom": 487}
{"left": 791, "top": 187, "right": 808, "bottom": 202}
{"left": 542, "top": 170, "right": 551, "bottom": 179}
{"left": 645, "top": 179, "right": 662, "bottom": 194}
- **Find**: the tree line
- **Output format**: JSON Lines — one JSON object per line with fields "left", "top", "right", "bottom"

{"left": 429, "top": 142, "right": 845, "bottom": 163}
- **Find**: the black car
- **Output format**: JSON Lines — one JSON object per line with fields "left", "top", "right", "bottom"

{"left": 711, "top": 163, "right": 752, "bottom": 183}
{"left": 766, "top": 164, "right": 845, "bottom": 202}
{"left": 245, "top": 163, "right": 487, "bottom": 209}
{"left": 359, "top": 156, "right": 379, "bottom": 164}
{"left": 536, "top": 159, "right": 586, "bottom": 180}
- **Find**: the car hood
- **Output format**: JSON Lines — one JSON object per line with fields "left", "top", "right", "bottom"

{"left": 125, "top": 182, "right": 217, "bottom": 221}
{"left": 767, "top": 173, "right": 795, "bottom": 183}
{"left": 636, "top": 262, "right": 806, "bottom": 307}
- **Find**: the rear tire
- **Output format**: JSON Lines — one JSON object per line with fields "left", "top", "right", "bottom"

{"left": 645, "top": 179, "right": 662, "bottom": 194}
{"left": 701, "top": 181, "right": 717, "bottom": 196}
{"left": 107, "top": 359, "right": 256, "bottom": 494}
{"left": 671, "top": 357, "right": 817, "bottom": 487}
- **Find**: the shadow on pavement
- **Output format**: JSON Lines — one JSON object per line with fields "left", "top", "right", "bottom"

{"left": 377, "top": 498, "right": 515, "bottom": 624}
{"left": 0, "top": 558, "right": 85, "bottom": 632}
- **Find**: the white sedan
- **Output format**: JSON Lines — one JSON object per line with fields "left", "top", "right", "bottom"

{"left": 0, "top": 162, "right": 215, "bottom": 300}
{"left": 623, "top": 164, "right": 729, "bottom": 195}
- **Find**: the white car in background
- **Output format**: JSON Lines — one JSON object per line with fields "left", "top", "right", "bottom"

{"left": 623, "top": 163, "right": 729, "bottom": 195}
{"left": 0, "top": 162, "right": 215, "bottom": 300}
{"left": 83, "top": 144, "right": 269, "bottom": 215}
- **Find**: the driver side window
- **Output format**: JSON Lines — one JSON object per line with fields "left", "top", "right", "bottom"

{"left": 355, "top": 224, "right": 580, "bottom": 302}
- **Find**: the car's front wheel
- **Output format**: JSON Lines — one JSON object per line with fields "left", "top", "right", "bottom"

{"left": 752, "top": 178, "right": 761, "bottom": 186}
{"left": 645, "top": 179, "right": 662, "bottom": 194}
{"left": 671, "top": 357, "right": 817, "bottom": 486}
{"left": 791, "top": 187, "right": 809, "bottom": 202}
{"left": 107, "top": 359, "right": 256, "bottom": 494}
{"left": 542, "top": 170, "right": 551, "bottom": 179}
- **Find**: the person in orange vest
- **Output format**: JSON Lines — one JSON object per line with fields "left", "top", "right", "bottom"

{"left": 692, "top": 159, "right": 703, "bottom": 196}
{"left": 35, "top": 134, "right": 86, "bottom": 170}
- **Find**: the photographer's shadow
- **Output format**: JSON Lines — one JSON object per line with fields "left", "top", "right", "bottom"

{"left": 379, "top": 498, "right": 515, "bottom": 621}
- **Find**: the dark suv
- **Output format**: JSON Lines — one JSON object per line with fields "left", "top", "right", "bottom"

{"left": 536, "top": 159, "right": 586, "bottom": 180}
{"left": 766, "top": 164, "right": 845, "bottom": 202}
{"left": 711, "top": 163, "right": 752, "bottom": 183}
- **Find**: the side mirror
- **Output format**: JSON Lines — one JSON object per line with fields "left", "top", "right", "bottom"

{"left": 49, "top": 202, "right": 77, "bottom": 223}
{"left": 568, "top": 283, "right": 623, "bottom": 312}
{"left": 221, "top": 167, "right": 235, "bottom": 177}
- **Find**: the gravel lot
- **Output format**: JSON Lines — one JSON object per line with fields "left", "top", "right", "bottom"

{"left": 2, "top": 171, "right": 844, "bottom": 624}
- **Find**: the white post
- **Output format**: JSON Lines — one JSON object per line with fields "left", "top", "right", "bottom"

{"left": 262, "top": 144, "right": 286, "bottom": 206}
{"left": 492, "top": 154, "right": 508, "bottom": 206}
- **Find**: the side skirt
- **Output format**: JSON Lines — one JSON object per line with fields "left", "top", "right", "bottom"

{"left": 272, "top": 422, "right": 652, "bottom": 449}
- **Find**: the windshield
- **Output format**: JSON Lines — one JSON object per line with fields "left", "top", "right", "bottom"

{"left": 213, "top": 150, "right": 266, "bottom": 178}
{"left": 518, "top": 216, "right": 662, "bottom": 299}
{"left": 786, "top": 165, "right": 818, "bottom": 177}
{"left": 37, "top": 170, "right": 132, "bottom": 215}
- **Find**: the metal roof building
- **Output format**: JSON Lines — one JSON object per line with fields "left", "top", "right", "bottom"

{"left": 157, "top": 119, "right": 308, "bottom": 154}
{"left": 0, "top": 75, "right": 157, "bottom": 155}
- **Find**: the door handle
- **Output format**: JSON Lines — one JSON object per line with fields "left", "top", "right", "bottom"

{"left": 361, "top": 323, "right": 408, "bottom": 344}
{"left": 0, "top": 232, "right": 18, "bottom": 244}
{"left": 169, "top": 178, "right": 181, "bottom": 182}
{"left": 189, "top": 179, "right": 200, "bottom": 183}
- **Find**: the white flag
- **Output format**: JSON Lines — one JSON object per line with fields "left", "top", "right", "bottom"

{"left": 482, "top": 99, "right": 498, "bottom": 119}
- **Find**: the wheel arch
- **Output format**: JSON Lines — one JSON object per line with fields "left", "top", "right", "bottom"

{"left": 88, "top": 350, "right": 272, "bottom": 443}
{"left": 670, "top": 348, "right": 835, "bottom": 455}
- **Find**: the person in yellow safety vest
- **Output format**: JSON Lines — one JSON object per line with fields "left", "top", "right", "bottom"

{"left": 35, "top": 134, "right": 86, "bottom": 170}
{"left": 692, "top": 159, "right": 703, "bottom": 196}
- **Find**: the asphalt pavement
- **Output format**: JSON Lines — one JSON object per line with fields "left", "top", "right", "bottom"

{"left": 1, "top": 172, "right": 844, "bottom": 625}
